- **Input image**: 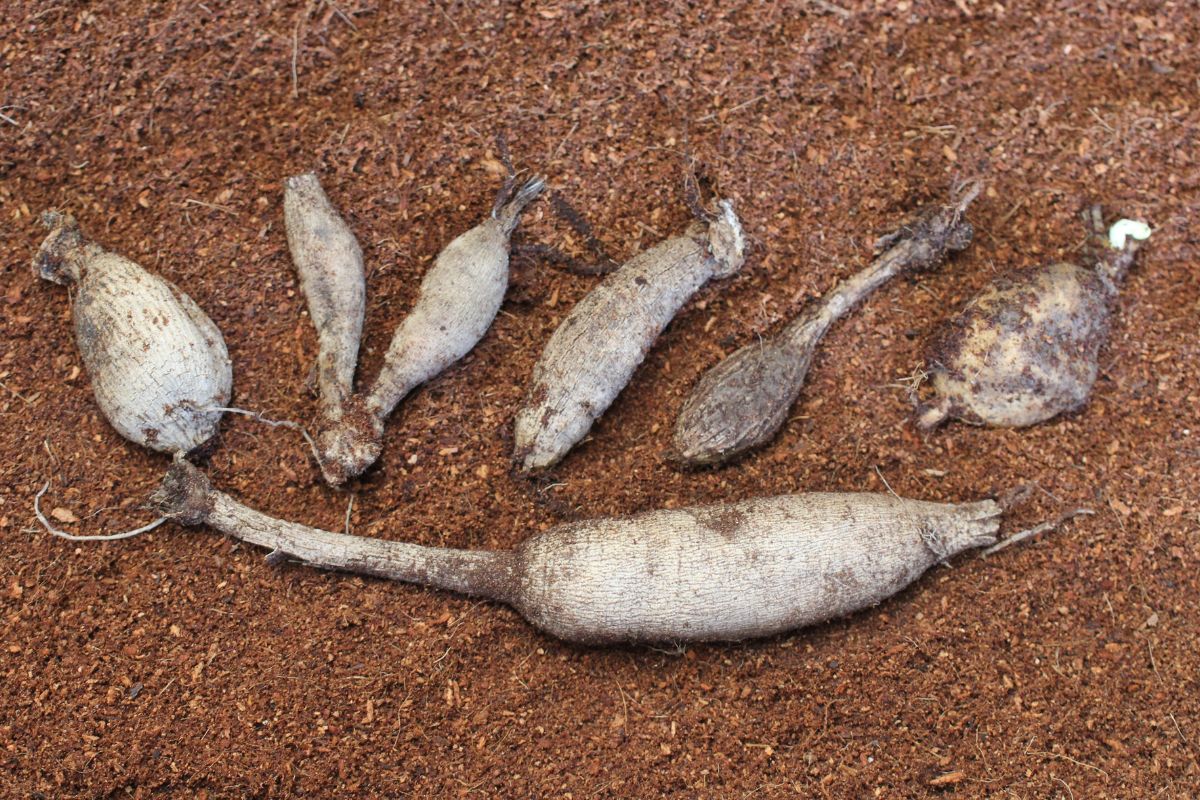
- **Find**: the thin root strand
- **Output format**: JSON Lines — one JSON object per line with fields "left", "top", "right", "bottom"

{"left": 206, "top": 405, "right": 324, "bottom": 470}
{"left": 35, "top": 481, "right": 167, "bottom": 542}
{"left": 984, "top": 508, "right": 1095, "bottom": 556}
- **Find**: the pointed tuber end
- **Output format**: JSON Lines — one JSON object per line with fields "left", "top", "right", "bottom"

{"left": 513, "top": 442, "right": 558, "bottom": 475}
{"left": 33, "top": 210, "right": 87, "bottom": 285}
{"left": 284, "top": 172, "right": 324, "bottom": 200}
{"left": 148, "top": 458, "right": 215, "bottom": 526}
{"left": 707, "top": 200, "right": 746, "bottom": 278}
{"left": 914, "top": 397, "right": 952, "bottom": 431}
{"left": 493, "top": 176, "right": 546, "bottom": 234}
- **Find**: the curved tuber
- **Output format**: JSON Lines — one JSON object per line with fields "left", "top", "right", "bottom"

{"left": 310, "top": 177, "right": 545, "bottom": 485}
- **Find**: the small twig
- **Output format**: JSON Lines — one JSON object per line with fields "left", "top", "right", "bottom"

{"left": 344, "top": 493, "right": 354, "bottom": 535}
{"left": 984, "top": 508, "right": 1094, "bottom": 556}
{"left": 291, "top": 17, "right": 302, "bottom": 98}
{"left": 1024, "top": 743, "right": 1109, "bottom": 778}
{"left": 35, "top": 481, "right": 167, "bottom": 542}
{"left": 0, "top": 380, "right": 33, "bottom": 404}
{"left": 181, "top": 198, "right": 237, "bottom": 215}
{"left": 997, "top": 197, "right": 1026, "bottom": 228}
{"left": 697, "top": 93, "right": 768, "bottom": 123}
{"left": 548, "top": 122, "right": 578, "bottom": 164}
{"left": 323, "top": 0, "right": 358, "bottom": 30}
{"left": 433, "top": 0, "right": 462, "bottom": 35}
{"left": 0, "top": 111, "right": 18, "bottom": 127}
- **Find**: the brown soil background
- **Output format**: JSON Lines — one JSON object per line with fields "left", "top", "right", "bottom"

{"left": 2, "top": 1, "right": 1198, "bottom": 797}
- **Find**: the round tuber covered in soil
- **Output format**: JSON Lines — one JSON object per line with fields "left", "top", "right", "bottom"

{"left": 33, "top": 212, "right": 232, "bottom": 455}
{"left": 152, "top": 459, "right": 1003, "bottom": 645}
{"left": 513, "top": 200, "right": 746, "bottom": 472}
{"left": 673, "top": 185, "right": 979, "bottom": 467}
{"left": 914, "top": 207, "right": 1151, "bottom": 430}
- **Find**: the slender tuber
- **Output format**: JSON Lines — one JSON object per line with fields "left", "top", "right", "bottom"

{"left": 514, "top": 200, "right": 746, "bottom": 471}
{"left": 283, "top": 173, "right": 367, "bottom": 473}
{"left": 152, "top": 459, "right": 1004, "bottom": 645}
{"left": 915, "top": 207, "right": 1151, "bottom": 430}
{"left": 673, "top": 185, "right": 979, "bottom": 467}
{"left": 33, "top": 212, "right": 232, "bottom": 455}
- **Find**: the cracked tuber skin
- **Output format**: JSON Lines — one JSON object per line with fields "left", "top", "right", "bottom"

{"left": 33, "top": 212, "right": 232, "bottom": 455}
{"left": 152, "top": 459, "right": 1001, "bottom": 645}
{"left": 915, "top": 206, "right": 1150, "bottom": 430}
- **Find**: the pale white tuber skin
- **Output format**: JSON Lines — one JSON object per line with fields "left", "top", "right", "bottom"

{"left": 152, "top": 459, "right": 1000, "bottom": 645}
{"left": 313, "top": 177, "right": 546, "bottom": 485}
{"left": 916, "top": 210, "right": 1150, "bottom": 430}
{"left": 33, "top": 212, "right": 232, "bottom": 455}
{"left": 513, "top": 201, "right": 746, "bottom": 471}
{"left": 283, "top": 173, "right": 366, "bottom": 434}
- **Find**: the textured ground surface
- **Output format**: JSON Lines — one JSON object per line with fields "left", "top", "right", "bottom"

{"left": 2, "top": 1, "right": 1198, "bottom": 797}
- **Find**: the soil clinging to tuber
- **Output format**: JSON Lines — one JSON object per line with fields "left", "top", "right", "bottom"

{"left": 672, "top": 184, "right": 979, "bottom": 467}
{"left": 915, "top": 206, "right": 1151, "bottom": 430}
{"left": 153, "top": 459, "right": 1003, "bottom": 645}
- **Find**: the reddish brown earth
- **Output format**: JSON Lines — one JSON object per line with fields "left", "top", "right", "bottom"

{"left": 2, "top": 1, "right": 1198, "bottom": 797}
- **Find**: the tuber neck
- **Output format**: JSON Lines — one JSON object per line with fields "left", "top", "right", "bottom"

{"left": 780, "top": 201, "right": 975, "bottom": 354}
{"left": 152, "top": 461, "right": 517, "bottom": 603}
{"left": 1093, "top": 242, "right": 1140, "bottom": 295}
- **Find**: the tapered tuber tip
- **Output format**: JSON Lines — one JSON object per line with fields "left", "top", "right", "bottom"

{"left": 494, "top": 176, "right": 546, "bottom": 233}
{"left": 914, "top": 398, "right": 951, "bottom": 431}
{"left": 514, "top": 443, "right": 555, "bottom": 474}
{"left": 33, "top": 210, "right": 86, "bottom": 285}
{"left": 707, "top": 200, "right": 746, "bottom": 278}
{"left": 669, "top": 434, "right": 724, "bottom": 468}
{"left": 285, "top": 172, "right": 321, "bottom": 193}
{"left": 148, "top": 458, "right": 215, "bottom": 526}
{"left": 316, "top": 408, "right": 384, "bottom": 486}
